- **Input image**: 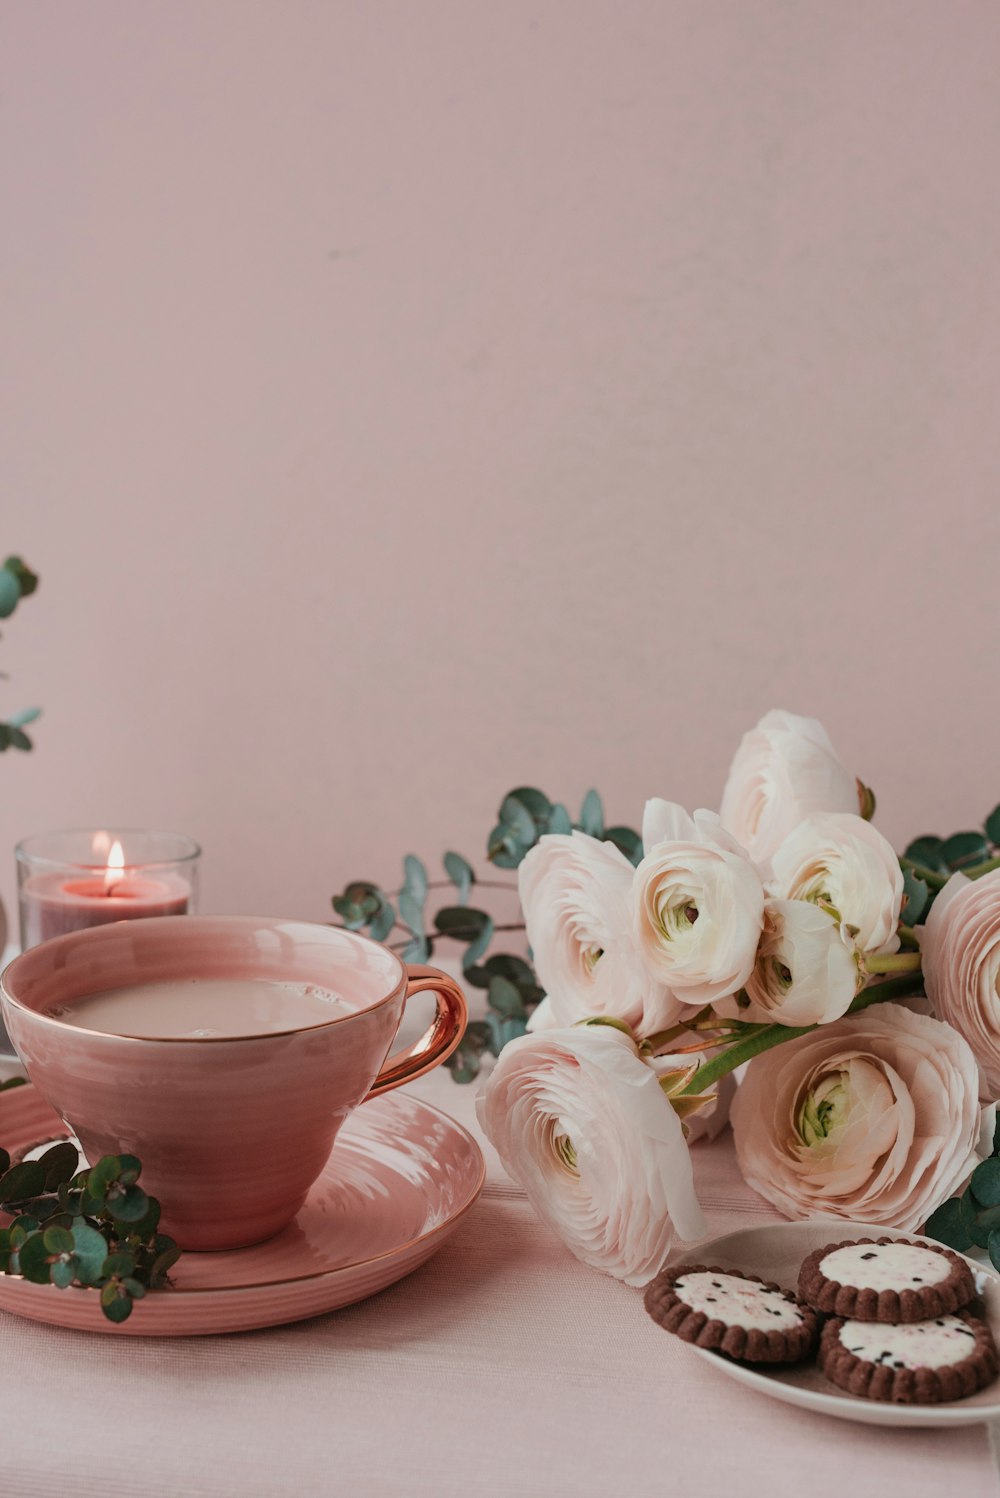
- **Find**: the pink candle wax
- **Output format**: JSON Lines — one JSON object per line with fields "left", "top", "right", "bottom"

{"left": 20, "top": 869, "right": 190, "bottom": 947}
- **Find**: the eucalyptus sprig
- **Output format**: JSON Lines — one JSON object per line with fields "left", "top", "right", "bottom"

{"left": 925, "top": 1117, "right": 1000, "bottom": 1271}
{"left": 0, "top": 553, "right": 41, "bottom": 752}
{"left": 0, "top": 1139, "right": 181, "bottom": 1322}
{"left": 331, "top": 786, "right": 643, "bottom": 1082}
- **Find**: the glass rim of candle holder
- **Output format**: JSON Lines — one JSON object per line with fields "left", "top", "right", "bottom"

{"left": 16, "top": 828, "right": 202, "bottom": 875}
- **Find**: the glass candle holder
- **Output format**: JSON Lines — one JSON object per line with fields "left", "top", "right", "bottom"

{"left": 16, "top": 829, "right": 201, "bottom": 950}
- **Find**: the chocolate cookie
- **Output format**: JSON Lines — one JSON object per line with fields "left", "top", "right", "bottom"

{"left": 644, "top": 1264, "right": 820, "bottom": 1364}
{"left": 798, "top": 1238, "right": 976, "bottom": 1322}
{"left": 819, "top": 1311, "right": 998, "bottom": 1403}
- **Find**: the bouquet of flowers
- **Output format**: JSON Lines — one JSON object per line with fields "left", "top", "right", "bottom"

{"left": 469, "top": 711, "right": 1000, "bottom": 1286}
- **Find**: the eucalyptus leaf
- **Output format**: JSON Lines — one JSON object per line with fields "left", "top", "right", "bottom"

{"left": 37, "top": 1141, "right": 79, "bottom": 1191}
{"left": 959, "top": 1188, "right": 981, "bottom": 1247}
{"left": 0, "top": 1159, "right": 46, "bottom": 1203}
{"left": 398, "top": 890, "right": 424, "bottom": 939}
{"left": 0, "top": 568, "right": 20, "bottom": 619}
{"left": 487, "top": 831, "right": 523, "bottom": 870}
{"left": 446, "top": 1046, "right": 481, "bottom": 1084}
{"left": 7, "top": 727, "right": 31, "bottom": 751}
{"left": 99, "top": 1282, "right": 133, "bottom": 1323}
{"left": 71, "top": 1221, "right": 111, "bottom": 1284}
{"left": 51, "top": 1259, "right": 75, "bottom": 1289}
{"left": 443, "top": 851, "right": 474, "bottom": 904}
{"left": 41, "top": 1225, "right": 74, "bottom": 1255}
{"left": 487, "top": 975, "right": 526, "bottom": 1018}
{"left": 546, "top": 803, "right": 572, "bottom": 835}
{"left": 970, "top": 1158, "right": 1000, "bottom": 1208}
{"left": 481, "top": 953, "right": 536, "bottom": 986}
{"left": 150, "top": 1244, "right": 182, "bottom": 1287}
{"left": 986, "top": 805, "right": 1000, "bottom": 847}
{"left": 507, "top": 787, "right": 552, "bottom": 825}
{"left": 604, "top": 825, "right": 643, "bottom": 866}
{"left": 85, "top": 1156, "right": 122, "bottom": 1200}
{"left": 101, "top": 1251, "right": 137, "bottom": 1278}
{"left": 105, "top": 1184, "right": 149, "bottom": 1223}
{"left": 941, "top": 831, "right": 989, "bottom": 870}
{"left": 579, "top": 789, "right": 604, "bottom": 838}
{"left": 904, "top": 835, "right": 948, "bottom": 873}
{"left": 7, "top": 706, "right": 40, "bottom": 727}
{"left": 924, "top": 1195, "right": 973, "bottom": 1252}
{"left": 331, "top": 895, "right": 365, "bottom": 930}
{"left": 900, "top": 867, "right": 930, "bottom": 926}
{"left": 497, "top": 1016, "right": 528, "bottom": 1047}
{"left": 462, "top": 913, "right": 494, "bottom": 970}
{"left": 3, "top": 556, "right": 37, "bottom": 596}
{"left": 434, "top": 906, "right": 490, "bottom": 941}
{"left": 401, "top": 936, "right": 430, "bottom": 963}
{"left": 0, "top": 1147, "right": 8, "bottom": 1177}
{"left": 498, "top": 795, "right": 536, "bottom": 845}
{"left": 368, "top": 898, "right": 396, "bottom": 943}
{"left": 990, "top": 1229, "right": 1000, "bottom": 1276}
{"left": 403, "top": 855, "right": 428, "bottom": 902}
{"left": 17, "top": 1233, "right": 53, "bottom": 1284}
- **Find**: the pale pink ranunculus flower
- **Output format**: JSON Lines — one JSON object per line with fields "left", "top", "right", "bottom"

{"left": 732, "top": 898, "right": 860, "bottom": 1026}
{"left": 632, "top": 801, "right": 765, "bottom": 1007}
{"left": 518, "top": 831, "right": 681, "bottom": 1036}
{"left": 769, "top": 812, "right": 903, "bottom": 958}
{"left": 720, "top": 709, "right": 859, "bottom": 862}
{"left": 731, "top": 1004, "right": 991, "bottom": 1231}
{"left": 922, "top": 869, "right": 1000, "bottom": 1099}
{"left": 477, "top": 1022, "right": 706, "bottom": 1284}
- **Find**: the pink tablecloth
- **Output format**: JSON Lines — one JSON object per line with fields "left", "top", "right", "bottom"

{"left": 0, "top": 1061, "right": 998, "bottom": 1498}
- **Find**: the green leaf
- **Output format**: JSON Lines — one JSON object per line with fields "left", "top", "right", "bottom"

{"left": 17, "top": 1233, "right": 53, "bottom": 1284}
{"left": 116, "top": 1154, "right": 142, "bottom": 1186}
{"left": 507, "top": 787, "right": 552, "bottom": 825}
{"left": 0, "top": 568, "right": 21, "bottom": 619}
{"left": 99, "top": 1282, "right": 133, "bottom": 1323}
{"left": 85, "top": 1155, "right": 122, "bottom": 1200}
{"left": 41, "top": 1225, "right": 74, "bottom": 1255}
{"left": 397, "top": 890, "right": 424, "bottom": 939}
{"left": 7, "top": 706, "right": 40, "bottom": 728}
{"left": 970, "top": 1158, "right": 1000, "bottom": 1208}
{"left": 331, "top": 895, "right": 366, "bottom": 930}
{"left": 105, "top": 1184, "right": 150, "bottom": 1223}
{"left": 498, "top": 795, "right": 536, "bottom": 845}
{"left": 487, "top": 829, "right": 524, "bottom": 870}
{"left": 50, "top": 1260, "right": 75, "bottom": 1289}
{"left": 0, "top": 1078, "right": 26, "bottom": 1094}
{"left": 959, "top": 1188, "right": 983, "bottom": 1248}
{"left": 71, "top": 1221, "right": 110, "bottom": 1285}
{"left": 900, "top": 867, "right": 930, "bottom": 926}
{"left": 7, "top": 727, "right": 31, "bottom": 752}
{"left": 443, "top": 851, "right": 474, "bottom": 904}
{"left": 445, "top": 1045, "right": 481, "bottom": 1084}
{"left": 924, "top": 1195, "right": 974, "bottom": 1252}
{"left": 0, "top": 1147, "right": 8, "bottom": 1177}
{"left": 403, "top": 855, "right": 428, "bottom": 903}
{"left": 401, "top": 936, "right": 430, "bottom": 963}
{"left": 579, "top": 789, "right": 604, "bottom": 838}
{"left": 604, "top": 825, "right": 643, "bottom": 866}
{"left": 496, "top": 1016, "right": 527, "bottom": 1047}
{"left": 462, "top": 913, "right": 494, "bottom": 971}
{"left": 986, "top": 805, "right": 1000, "bottom": 847}
{"left": 101, "top": 1251, "right": 137, "bottom": 1278}
{"left": 481, "top": 953, "right": 536, "bottom": 986}
{"left": 487, "top": 975, "right": 526, "bottom": 1018}
{"left": 368, "top": 898, "right": 396, "bottom": 943}
{"left": 546, "top": 803, "right": 572, "bottom": 835}
{"left": 127, "top": 1196, "right": 161, "bottom": 1240}
{"left": 0, "top": 1159, "right": 46, "bottom": 1203}
{"left": 3, "top": 556, "right": 37, "bottom": 597}
{"left": 123, "top": 1277, "right": 146, "bottom": 1299}
{"left": 989, "top": 1229, "right": 1000, "bottom": 1276}
{"left": 434, "top": 906, "right": 490, "bottom": 941}
{"left": 941, "top": 831, "right": 989, "bottom": 871}
{"left": 37, "top": 1141, "right": 80, "bottom": 1191}
{"left": 149, "top": 1244, "right": 182, "bottom": 1287}
{"left": 904, "top": 836, "right": 948, "bottom": 873}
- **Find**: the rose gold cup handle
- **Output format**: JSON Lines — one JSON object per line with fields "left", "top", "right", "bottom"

{"left": 365, "top": 964, "right": 468, "bottom": 1098}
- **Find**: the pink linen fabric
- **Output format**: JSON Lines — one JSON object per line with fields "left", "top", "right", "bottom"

{"left": 0, "top": 1058, "right": 997, "bottom": 1497}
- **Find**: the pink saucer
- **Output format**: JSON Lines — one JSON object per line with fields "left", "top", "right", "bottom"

{"left": 0, "top": 1083, "right": 485, "bottom": 1335}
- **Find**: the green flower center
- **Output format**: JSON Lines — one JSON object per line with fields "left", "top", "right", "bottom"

{"left": 553, "top": 1132, "right": 578, "bottom": 1174}
{"left": 798, "top": 1071, "right": 849, "bottom": 1147}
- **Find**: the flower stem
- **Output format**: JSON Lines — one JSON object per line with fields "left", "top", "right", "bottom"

{"left": 898, "top": 924, "right": 919, "bottom": 949}
{"left": 864, "top": 951, "right": 922, "bottom": 975}
{"left": 679, "top": 972, "right": 926, "bottom": 1096}
{"left": 963, "top": 854, "right": 1000, "bottom": 880}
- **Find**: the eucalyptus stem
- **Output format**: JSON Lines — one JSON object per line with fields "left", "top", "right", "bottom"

{"left": 964, "top": 854, "right": 1000, "bottom": 880}
{"left": 679, "top": 972, "right": 926, "bottom": 1096}
{"left": 899, "top": 857, "right": 948, "bottom": 891}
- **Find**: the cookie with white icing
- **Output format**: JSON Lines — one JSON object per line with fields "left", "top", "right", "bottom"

{"left": 819, "top": 1311, "right": 998, "bottom": 1403}
{"left": 644, "top": 1264, "right": 820, "bottom": 1363}
{"left": 799, "top": 1237, "right": 976, "bottom": 1322}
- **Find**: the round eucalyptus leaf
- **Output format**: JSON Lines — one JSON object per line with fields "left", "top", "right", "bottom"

{"left": 397, "top": 890, "right": 424, "bottom": 939}
{"left": 149, "top": 1244, "right": 182, "bottom": 1286}
{"left": 17, "top": 1233, "right": 53, "bottom": 1284}
{"left": 446, "top": 1048, "right": 481, "bottom": 1084}
{"left": 986, "top": 805, "right": 1000, "bottom": 847}
{"left": 497, "top": 1016, "right": 528, "bottom": 1047}
{"left": 604, "top": 825, "right": 643, "bottom": 866}
{"left": 99, "top": 1282, "right": 133, "bottom": 1323}
{"left": 86, "top": 1155, "right": 122, "bottom": 1199}
{"left": 487, "top": 975, "right": 526, "bottom": 1018}
{"left": 941, "top": 831, "right": 990, "bottom": 870}
{"left": 923, "top": 1195, "right": 973, "bottom": 1252}
{"left": 971, "top": 1158, "right": 1000, "bottom": 1208}
{"left": 959, "top": 1188, "right": 980, "bottom": 1245}
{"left": 116, "top": 1154, "right": 142, "bottom": 1186}
{"left": 0, "top": 1159, "right": 46, "bottom": 1204}
{"left": 0, "top": 1148, "right": 8, "bottom": 1177}
{"left": 546, "top": 803, "right": 572, "bottom": 835}
{"left": 434, "top": 906, "right": 489, "bottom": 940}
{"left": 101, "top": 1251, "right": 136, "bottom": 1278}
{"left": 129, "top": 1197, "right": 162, "bottom": 1240}
{"left": 900, "top": 868, "right": 929, "bottom": 926}
{"left": 462, "top": 914, "right": 494, "bottom": 970}
{"left": 989, "top": 1229, "right": 1000, "bottom": 1276}
{"left": 443, "top": 851, "right": 474, "bottom": 904}
{"left": 488, "top": 834, "right": 524, "bottom": 870}
{"left": 904, "top": 836, "right": 948, "bottom": 873}
{"left": 401, "top": 935, "right": 430, "bottom": 964}
{"left": 3, "top": 556, "right": 37, "bottom": 596}
{"left": 8, "top": 727, "right": 31, "bottom": 752}
{"left": 37, "top": 1141, "right": 80, "bottom": 1190}
{"left": 402, "top": 855, "right": 428, "bottom": 902}
{"left": 506, "top": 787, "right": 552, "bottom": 824}
{"left": 41, "top": 1225, "right": 74, "bottom": 1255}
{"left": 498, "top": 795, "right": 536, "bottom": 844}
{"left": 368, "top": 899, "right": 396, "bottom": 943}
{"left": 123, "top": 1277, "right": 146, "bottom": 1299}
{"left": 105, "top": 1184, "right": 149, "bottom": 1223}
{"left": 482, "top": 953, "right": 536, "bottom": 985}
{"left": 71, "top": 1221, "right": 111, "bottom": 1284}
{"left": 50, "top": 1259, "right": 75, "bottom": 1290}
{"left": 0, "top": 567, "right": 21, "bottom": 618}
{"left": 579, "top": 789, "right": 604, "bottom": 838}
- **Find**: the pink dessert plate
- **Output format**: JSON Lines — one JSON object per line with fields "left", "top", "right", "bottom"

{"left": 0, "top": 1082, "right": 485, "bottom": 1336}
{"left": 671, "top": 1219, "right": 1000, "bottom": 1428}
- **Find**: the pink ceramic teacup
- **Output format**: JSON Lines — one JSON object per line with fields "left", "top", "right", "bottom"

{"left": 0, "top": 916, "right": 467, "bottom": 1250}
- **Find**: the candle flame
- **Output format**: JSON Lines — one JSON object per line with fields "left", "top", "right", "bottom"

{"left": 103, "top": 840, "right": 125, "bottom": 894}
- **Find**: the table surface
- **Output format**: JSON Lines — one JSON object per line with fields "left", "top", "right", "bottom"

{"left": 1, "top": 1048, "right": 999, "bottom": 1495}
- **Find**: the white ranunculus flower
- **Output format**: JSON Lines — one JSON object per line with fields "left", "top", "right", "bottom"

{"left": 720, "top": 709, "right": 859, "bottom": 862}
{"left": 739, "top": 898, "right": 861, "bottom": 1026}
{"left": 476, "top": 1023, "right": 706, "bottom": 1284}
{"left": 769, "top": 812, "right": 903, "bottom": 958}
{"left": 633, "top": 801, "right": 765, "bottom": 1006}
{"left": 518, "top": 831, "right": 681, "bottom": 1036}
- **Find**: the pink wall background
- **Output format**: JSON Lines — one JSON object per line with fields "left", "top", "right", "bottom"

{"left": 2, "top": 1, "right": 999, "bottom": 928}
